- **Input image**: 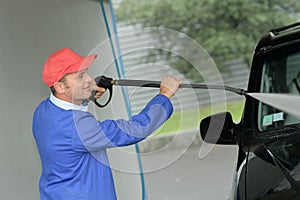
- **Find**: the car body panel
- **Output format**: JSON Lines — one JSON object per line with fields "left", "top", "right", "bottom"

{"left": 200, "top": 22, "right": 300, "bottom": 200}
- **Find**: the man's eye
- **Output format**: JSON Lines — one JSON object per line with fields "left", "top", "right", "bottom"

{"left": 78, "top": 73, "right": 85, "bottom": 79}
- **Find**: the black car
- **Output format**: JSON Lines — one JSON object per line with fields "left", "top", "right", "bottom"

{"left": 200, "top": 22, "right": 300, "bottom": 200}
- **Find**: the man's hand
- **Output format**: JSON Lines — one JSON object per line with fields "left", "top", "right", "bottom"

{"left": 91, "top": 80, "right": 106, "bottom": 100}
{"left": 94, "top": 86, "right": 106, "bottom": 100}
{"left": 160, "top": 76, "right": 183, "bottom": 99}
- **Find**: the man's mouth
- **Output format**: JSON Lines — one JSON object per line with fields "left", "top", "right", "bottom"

{"left": 83, "top": 86, "right": 91, "bottom": 91}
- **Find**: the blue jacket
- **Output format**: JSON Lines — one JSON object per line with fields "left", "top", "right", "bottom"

{"left": 32, "top": 94, "right": 173, "bottom": 200}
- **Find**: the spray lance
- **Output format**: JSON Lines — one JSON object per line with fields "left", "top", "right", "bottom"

{"left": 90, "top": 75, "right": 248, "bottom": 108}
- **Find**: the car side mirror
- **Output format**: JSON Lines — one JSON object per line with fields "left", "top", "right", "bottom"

{"left": 200, "top": 112, "right": 237, "bottom": 144}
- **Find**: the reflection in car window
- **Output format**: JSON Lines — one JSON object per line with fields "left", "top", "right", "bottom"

{"left": 258, "top": 49, "right": 300, "bottom": 131}
{"left": 267, "top": 135, "right": 300, "bottom": 194}
{"left": 268, "top": 135, "right": 300, "bottom": 171}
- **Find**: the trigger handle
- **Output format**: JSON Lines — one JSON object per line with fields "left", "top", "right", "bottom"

{"left": 91, "top": 76, "right": 113, "bottom": 108}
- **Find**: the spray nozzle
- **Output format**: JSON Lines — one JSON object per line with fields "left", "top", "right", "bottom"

{"left": 239, "top": 89, "right": 248, "bottom": 96}
{"left": 223, "top": 86, "right": 247, "bottom": 96}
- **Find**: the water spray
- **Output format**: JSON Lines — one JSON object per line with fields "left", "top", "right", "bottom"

{"left": 91, "top": 75, "right": 247, "bottom": 108}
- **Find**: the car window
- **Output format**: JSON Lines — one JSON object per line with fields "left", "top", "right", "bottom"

{"left": 258, "top": 48, "right": 300, "bottom": 131}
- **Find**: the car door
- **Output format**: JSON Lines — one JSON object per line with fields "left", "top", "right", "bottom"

{"left": 237, "top": 134, "right": 300, "bottom": 200}
{"left": 237, "top": 40, "right": 300, "bottom": 200}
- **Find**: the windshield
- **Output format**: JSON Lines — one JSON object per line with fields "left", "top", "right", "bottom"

{"left": 258, "top": 47, "right": 300, "bottom": 131}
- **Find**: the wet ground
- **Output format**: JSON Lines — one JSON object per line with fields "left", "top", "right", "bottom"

{"left": 140, "top": 144, "right": 238, "bottom": 200}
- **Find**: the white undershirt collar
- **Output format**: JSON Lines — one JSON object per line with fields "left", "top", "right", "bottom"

{"left": 50, "top": 93, "right": 88, "bottom": 112}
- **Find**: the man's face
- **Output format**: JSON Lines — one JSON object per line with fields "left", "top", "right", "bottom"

{"left": 63, "top": 70, "right": 95, "bottom": 105}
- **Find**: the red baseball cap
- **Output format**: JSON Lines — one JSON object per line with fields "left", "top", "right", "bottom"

{"left": 42, "top": 48, "right": 97, "bottom": 87}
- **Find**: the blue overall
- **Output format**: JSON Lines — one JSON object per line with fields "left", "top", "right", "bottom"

{"left": 32, "top": 94, "right": 173, "bottom": 200}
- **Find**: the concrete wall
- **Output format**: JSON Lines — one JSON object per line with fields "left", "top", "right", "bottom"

{"left": 0, "top": 0, "right": 142, "bottom": 199}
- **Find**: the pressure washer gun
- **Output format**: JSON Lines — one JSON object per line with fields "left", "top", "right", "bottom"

{"left": 90, "top": 75, "right": 247, "bottom": 108}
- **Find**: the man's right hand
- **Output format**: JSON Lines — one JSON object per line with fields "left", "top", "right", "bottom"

{"left": 159, "top": 76, "right": 183, "bottom": 99}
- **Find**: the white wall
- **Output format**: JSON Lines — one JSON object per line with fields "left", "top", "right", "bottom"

{"left": 0, "top": 0, "right": 142, "bottom": 199}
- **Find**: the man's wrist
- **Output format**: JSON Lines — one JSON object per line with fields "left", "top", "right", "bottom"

{"left": 159, "top": 91, "right": 173, "bottom": 99}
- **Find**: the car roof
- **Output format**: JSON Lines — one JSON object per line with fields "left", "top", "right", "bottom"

{"left": 255, "top": 22, "right": 300, "bottom": 53}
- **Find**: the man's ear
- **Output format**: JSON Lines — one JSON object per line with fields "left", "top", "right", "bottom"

{"left": 53, "top": 82, "right": 65, "bottom": 94}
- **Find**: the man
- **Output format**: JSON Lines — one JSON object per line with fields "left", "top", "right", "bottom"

{"left": 32, "top": 48, "right": 182, "bottom": 200}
